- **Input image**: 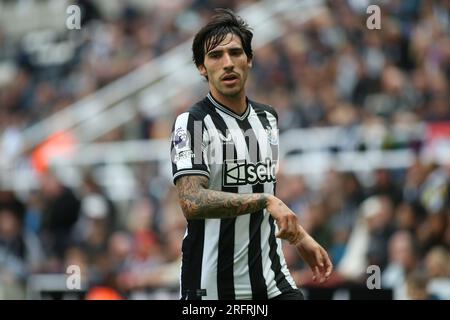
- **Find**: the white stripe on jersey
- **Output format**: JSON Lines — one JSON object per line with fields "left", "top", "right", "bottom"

{"left": 201, "top": 219, "right": 220, "bottom": 300}
{"left": 216, "top": 108, "right": 253, "bottom": 300}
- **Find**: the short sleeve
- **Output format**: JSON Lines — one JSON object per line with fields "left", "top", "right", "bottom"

{"left": 170, "top": 112, "right": 210, "bottom": 185}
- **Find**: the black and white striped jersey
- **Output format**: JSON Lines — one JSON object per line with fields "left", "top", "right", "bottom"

{"left": 170, "top": 92, "right": 297, "bottom": 300}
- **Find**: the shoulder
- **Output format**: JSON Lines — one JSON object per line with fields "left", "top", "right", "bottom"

{"left": 249, "top": 99, "right": 278, "bottom": 121}
{"left": 172, "top": 100, "right": 210, "bottom": 127}
{"left": 185, "top": 99, "right": 211, "bottom": 121}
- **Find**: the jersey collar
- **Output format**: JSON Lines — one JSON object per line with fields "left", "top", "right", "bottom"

{"left": 207, "top": 92, "right": 251, "bottom": 121}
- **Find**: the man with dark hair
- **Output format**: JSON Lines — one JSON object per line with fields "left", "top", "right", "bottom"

{"left": 170, "top": 8, "right": 332, "bottom": 300}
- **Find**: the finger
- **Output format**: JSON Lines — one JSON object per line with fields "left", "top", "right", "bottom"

{"left": 318, "top": 252, "right": 332, "bottom": 282}
{"left": 279, "top": 220, "right": 291, "bottom": 240}
{"left": 314, "top": 248, "right": 324, "bottom": 268}
{"left": 326, "top": 263, "right": 333, "bottom": 278}
{"left": 279, "top": 220, "right": 295, "bottom": 242}
{"left": 275, "top": 220, "right": 286, "bottom": 238}
{"left": 287, "top": 235, "right": 297, "bottom": 245}
{"left": 312, "top": 266, "right": 320, "bottom": 282}
{"left": 290, "top": 232, "right": 300, "bottom": 246}
{"left": 313, "top": 250, "right": 328, "bottom": 282}
{"left": 277, "top": 218, "right": 287, "bottom": 231}
{"left": 324, "top": 251, "right": 333, "bottom": 277}
{"left": 319, "top": 249, "right": 330, "bottom": 272}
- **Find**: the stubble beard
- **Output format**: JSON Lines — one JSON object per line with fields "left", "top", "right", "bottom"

{"left": 215, "top": 79, "right": 245, "bottom": 99}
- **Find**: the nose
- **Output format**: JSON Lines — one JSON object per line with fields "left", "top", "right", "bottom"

{"left": 222, "top": 53, "right": 234, "bottom": 70}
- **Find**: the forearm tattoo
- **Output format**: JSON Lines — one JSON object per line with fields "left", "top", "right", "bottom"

{"left": 175, "top": 175, "right": 269, "bottom": 219}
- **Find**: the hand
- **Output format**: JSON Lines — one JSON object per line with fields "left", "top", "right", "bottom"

{"left": 296, "top": 234, "right": 333, "bottom": 283}
{"left": 266, "top": 195, "right": 304, "bottom": 245}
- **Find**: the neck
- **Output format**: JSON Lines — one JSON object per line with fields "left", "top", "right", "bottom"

{"left": 210, "top": 88, "right": 247, "bottom": 115}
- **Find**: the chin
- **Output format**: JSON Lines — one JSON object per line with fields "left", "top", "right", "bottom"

{"left": 220, "top": 87, "right": 242, "bottom": 97}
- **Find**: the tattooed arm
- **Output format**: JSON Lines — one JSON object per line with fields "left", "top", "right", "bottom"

{"left": 176, "top": 175, "right": 304, "bottom": 243}
{"left": 175, "top": 175, "right": 271, "bottom": 219}
{"left": 175, "top": 174, "right": 307, "bottom": 245}
{"left": 175, "top": 175, "right": 333, "bottom": 282}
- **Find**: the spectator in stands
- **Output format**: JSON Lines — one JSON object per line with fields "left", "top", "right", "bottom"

{"left": 382, "top": 231, "right": 419, "bottom": 300}
{"left": 405, "top": 270, "right": 435, "bottom": 300}
{"left": 424, "top": 246, "right": 450, "bottom": 300}
{"left": 39, "top": 172, "right": 80, "bottom": 262}
{"left": 0, "top": 192, "right": 45, "bottom": 298}
{"left": 338, "top": 195, "right": 395, "bottom": 279}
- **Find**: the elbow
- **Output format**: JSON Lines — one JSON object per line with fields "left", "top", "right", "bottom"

{"left": 179, "top": 198, "right": 201, "bottom": 219}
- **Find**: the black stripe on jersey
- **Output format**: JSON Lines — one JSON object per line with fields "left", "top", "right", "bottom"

{"left": 238, "top": 115, "right": 268, "bottom": 300}
{"left": 268, "top": 215, "right": 293, "bottom": 294}
{"left": 181, "top": 219, "right": 205, "bottom": 300}
{"left": 218, "top": 217, "right": 236, "bottom": 300}
{"left": 208, "top": 106, "right": 238, "bottom": 300}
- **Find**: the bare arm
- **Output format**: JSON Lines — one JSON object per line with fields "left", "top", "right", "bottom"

{"left": 175, "top": 175, "right": 271, "bottom": 219}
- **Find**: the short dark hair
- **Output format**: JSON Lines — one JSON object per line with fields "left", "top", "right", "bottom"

{"left": 192, "top": 8, "right": 253, "bottom": 68}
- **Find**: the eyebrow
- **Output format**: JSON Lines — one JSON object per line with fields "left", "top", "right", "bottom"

{"left": 207, "top": 47, "right": 243, "bottom": 55}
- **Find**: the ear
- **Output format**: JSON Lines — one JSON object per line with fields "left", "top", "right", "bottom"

{"left": 247, "top": 57, "right": 253, "bottom": 68}
{"left": 198, "top": 65, "right": 207, "bottom": 77}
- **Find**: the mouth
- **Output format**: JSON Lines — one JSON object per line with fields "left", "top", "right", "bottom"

{"left": 221, "top": 73, "right": 239, "bottom": 85}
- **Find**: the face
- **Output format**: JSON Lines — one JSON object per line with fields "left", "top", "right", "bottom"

{"left": 0, "top": 210, "right": 20, "bottom": 239}
{"left": 199, "top": 33, "right": 252, "bottom": 98}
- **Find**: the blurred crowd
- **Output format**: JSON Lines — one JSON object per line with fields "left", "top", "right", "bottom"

{"left": 280, "top": 165, "right": 450, "bottom": 300}
{"left": 0, "top": 170, "right": 186, "bottom": 299}
{"left": 0, "top": 0, "right": 449, "bottom": 299}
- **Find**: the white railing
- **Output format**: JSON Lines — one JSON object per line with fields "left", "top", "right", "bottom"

{"left": 2, "top": 122, "right": 431, "bottom": 198}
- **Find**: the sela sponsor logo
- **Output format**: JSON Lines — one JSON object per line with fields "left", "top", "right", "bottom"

{"left": 223, "top": 158, "right": 277, "bottom": 186}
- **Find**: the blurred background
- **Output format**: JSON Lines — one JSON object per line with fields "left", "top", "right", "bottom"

{"left": 0, "top": 0, "right": 449, "bottom": 300}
